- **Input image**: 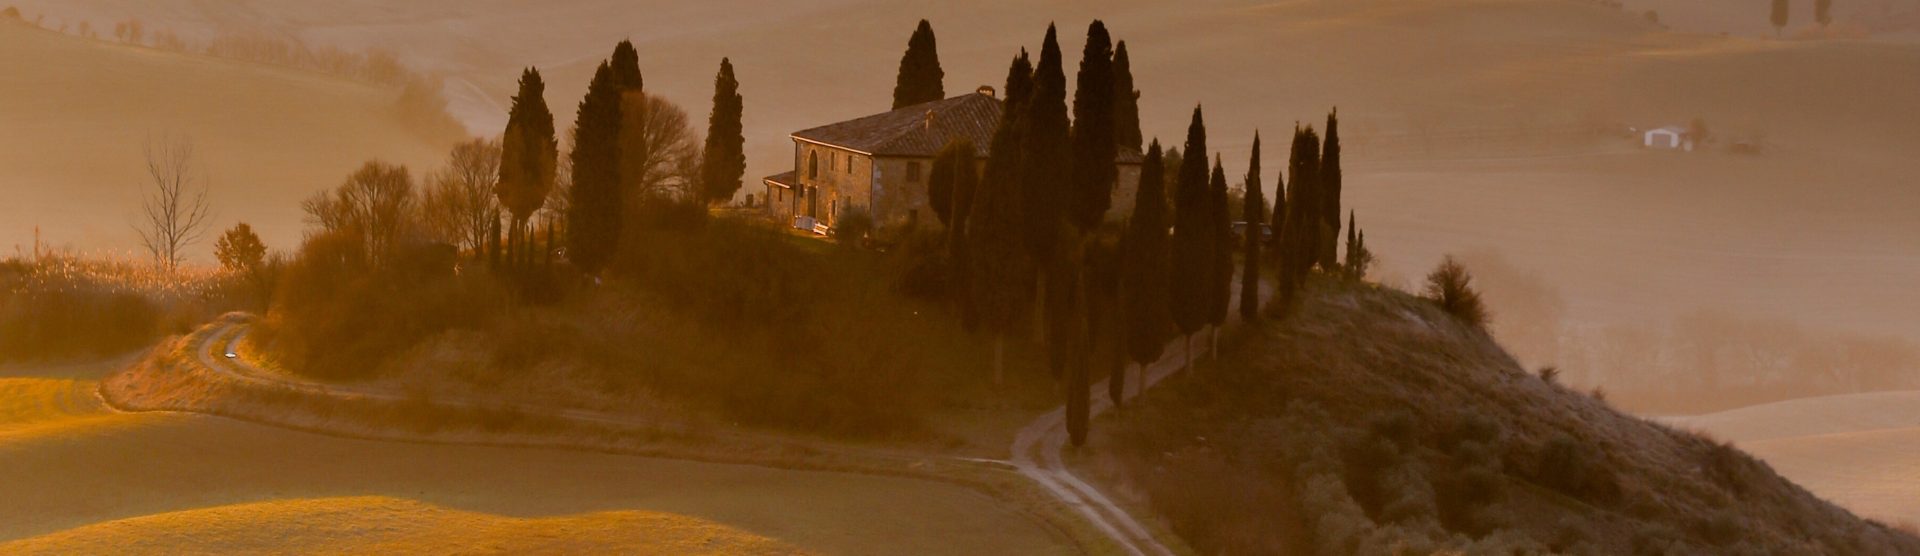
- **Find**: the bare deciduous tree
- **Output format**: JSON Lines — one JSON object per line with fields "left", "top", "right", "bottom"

{"left": 422, "top": 138, "right": 503, "bottom": 255}
{"left": 302, "top": 161, "right": 416, "bottom": 267}
{"left": 620, "top": 93, "right": 705, "bottom": 204}
{"left": 135, "top": 136, "right": 214, "bottom": 270}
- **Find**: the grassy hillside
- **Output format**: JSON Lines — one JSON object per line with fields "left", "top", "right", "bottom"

{"left": 0, "top": 18, "right": 460, "bottom": 260}
{"left": 0, "top": 357, "right": 1075, "bottom": 555}
{"left": 1086, "top": 278, "right": 1920, "bottom": 554}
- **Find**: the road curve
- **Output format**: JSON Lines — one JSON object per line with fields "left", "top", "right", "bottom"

{"left": 193, "top": 313, "right": 1220, "bottom": 555}
{"left": 1009, "top": 277, "right": 1267, "bottom": 556}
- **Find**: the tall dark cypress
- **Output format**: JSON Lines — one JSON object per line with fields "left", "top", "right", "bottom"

{"left": 929, "top": 140, "right": 965, "bottom": 226}
{"left": 967, "top": 52, "right": 1037, "bottom": 385}
{"left": 498, "top": 68, "right": 557, "bottom": 268}
{"left": 1206, "top": 157, "right": 1233, "bottom": 345}
{"left": 1020, "top": 24, "right": 1071, "bottom": 264}
{"left": 701, "top": 57, "right": 746, "bottom": 204}
{"left": 1268, "top": 146, "right": 1287, "bottom": 264}
{"left": 1344, "top": 210, "right": 1359, "bottom": 280}
{"left": 1068, "top": 20, "right": 1117, "bottom": 231}
{"left": 610, "top": 40, "right": 642, "bottom": 91}
{"left": 947, "top": 139, "right": 979, "bottom": 247}
{"left": 1320, "top": 109, "right": 1343, "bottom": 271}
{"left": 1277, "top": 125, "right": 1321, "bottom": 305}
{"left": 566, "top": 61, "right": 624, "bottom": 275}
{"left": 1240, "top": 133, "right": 1265, "bottom": 321}
{"left": 1081, "top": 236, "right": 1122, "bottom": 435}
{"left": 1117, "top": 141, "right": 1171, "bottom": 405}
{"left": 1111, "top": 41, "right": 1142, "bottom": 153}
{"left": 892, "top": 20, "right": 945, "bottom": 109}
{"left": 1168, "top": 107, "right": 1211, "bottom": 370}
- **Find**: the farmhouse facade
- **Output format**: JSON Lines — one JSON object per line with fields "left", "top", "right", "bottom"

{"left": 763, "top": 88, "right": 1143, "bottom": 233}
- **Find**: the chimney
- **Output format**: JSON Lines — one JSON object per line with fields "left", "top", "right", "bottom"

{"left": 925, "top": 109, "right": 936, "bottom": 130}
{"left": 977, "top": 85, "right": 996, "bottom": 98}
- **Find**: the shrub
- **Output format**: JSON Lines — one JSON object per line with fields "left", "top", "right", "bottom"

{"left": 1533, "top": 434, "right": 1622, "bottom": 505}
{"left": 0, "top": 254, "right": 227, "bottom": 362}
{"left": 832, "top": 205, "right": 874, "bottom": 246}
{"left": 1538, "top": 365, "right": 1561, "bottom": 385}
{"left": 1424, "top": 255, "right": 1488, "bottom": 328}
{"left": 263, "top": 232, "right": 507, "bottom": 380}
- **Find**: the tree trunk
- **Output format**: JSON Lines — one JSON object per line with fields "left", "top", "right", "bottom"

{"left": 1185, "top": 333, "right": 1193, "bottom": 372}
{"left": 1211, "top": 325, "right": 1220, "bottom": 360}
{"left": 994, "top": 335, "right": 1006, "bottom": 387}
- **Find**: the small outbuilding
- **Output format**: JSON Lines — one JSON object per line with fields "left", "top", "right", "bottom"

{"left": 1643, "top": 126, "right": 1694, "bottom": 151}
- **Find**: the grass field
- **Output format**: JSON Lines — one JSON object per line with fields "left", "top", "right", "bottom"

{"left": 0, "top": 358, "right": 1076, "bottom": 555}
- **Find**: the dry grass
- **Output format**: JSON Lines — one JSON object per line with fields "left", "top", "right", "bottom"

{"left": 1096, "top": 276, "right": 1920, "bottom": 554}
{"left": 0, "top": 496, "right": 807, "bottom": 556}
{"left": 0, "top": 253, "right": 235, "bottom": 362}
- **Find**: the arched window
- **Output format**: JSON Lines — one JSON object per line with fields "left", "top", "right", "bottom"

{"left": 808, "top": 151, "right": 819, "bottom": 179}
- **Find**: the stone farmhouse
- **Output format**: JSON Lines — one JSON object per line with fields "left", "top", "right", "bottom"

{"left": 763, "top": 86, "right": 1143, "bottom": 234}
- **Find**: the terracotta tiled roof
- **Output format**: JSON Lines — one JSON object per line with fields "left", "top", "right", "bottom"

{"left": 793, "top": 93, "right": 1001, "bottom": 157}
{"left": 791, "top": 92, "right": 1144, "bottom": 164}
{"left": 762, "top": 170, "right": 797, "bottom": 188}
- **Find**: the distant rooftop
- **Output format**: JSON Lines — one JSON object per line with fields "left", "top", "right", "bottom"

{"left": 788, "top": 90, "right": 1144, "bottom": 163}
{"left": 792, "top": 92, "right": 1002, "bottom": 157}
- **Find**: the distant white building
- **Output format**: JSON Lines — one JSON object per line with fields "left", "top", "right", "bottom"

{"left": 1643, "top": 126, "right": 1694, "bottom": 151}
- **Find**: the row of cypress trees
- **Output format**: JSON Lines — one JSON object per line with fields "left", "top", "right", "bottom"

{"left": 494, "top": 41, "right": 747, "bottom": 278}
{"left": 910, "top": 19, "right": 1364, "bottom": 445}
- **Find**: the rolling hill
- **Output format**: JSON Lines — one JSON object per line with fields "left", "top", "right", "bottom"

{"left": 0, "top": 18, "right": 460, "bottom": 261}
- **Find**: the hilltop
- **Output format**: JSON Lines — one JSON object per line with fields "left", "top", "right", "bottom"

{"left": 1086, "top": 278, "right": 1920, "bottom": 554}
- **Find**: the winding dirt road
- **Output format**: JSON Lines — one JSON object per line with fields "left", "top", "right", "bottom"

{"left": 193, "top": 311, "right": 1225, "bottom": 556}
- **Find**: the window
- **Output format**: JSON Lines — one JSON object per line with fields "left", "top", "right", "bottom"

{"left": 906, "top": 161, "right": 922, "bottom": 182}
{"left": 808, "top": 152, "right": 819, "bottom": 179}
{"left": 848, "top": 155, "right": 855, "bottom": 174}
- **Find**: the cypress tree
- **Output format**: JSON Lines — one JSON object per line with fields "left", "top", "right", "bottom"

{"left": 1277, "top": 125, "right": 1321, "bottom": 308}
{"left": 611, "top": 40, "right": 642, "bottom": 90}
{"left": 892, "top": 20, "right": 945, "bottom": 109}
{"left": 700, "top": 57, "right": 745, "bottom": 204}
{"left": 1111, "top": 41, "right": 1142, "bottom": 153}
{"left": 1267, "top": 159, "right": 1287, "bottom": 263}
{"left": 1068, "top": 20, "right": 1117, "bottom": 231}
{"left": 949, "top": 138, "right": 982, "bottom": 327}
{"left": 486, "top": 217, "right": 502, "bottom": 269}
{"left": 1169, "top": 107, "right": 1211, "bottom": 371}
{"left": 1019, "top": 24, "right": 1071, "bottom": 265}
{"left": 947, "top": 139, "right": 979, "bottom": 252}
{"left": 1772, "top": 0, "right": 1790, "bottom": 36}
{"left": 1206, "top": 157, "right": 1233, "bottom": 357}
{"left": 929, "top": 139, "right": 966, "bottom": 226}
{"left": 967, "top": 52, "right": 1038, "bottom": 385}
{"left": 498, "top": 68, "right": 557, "bottom": 268}
{"left": 1320, "top": 109, "right": 1343, "bottom": 271}
{"left": 1082, "top": 236, "right": 1122, "bottom": 429}
{"left": 1240, "top": 133, "right": 1265, "bottom": 321}
{"left": 567, "top": 60, "right": 624, "bottom": 276}
{"left": 1117, "top": 141, "right": 1171, "bottom": 406}
{"left": 1344, "top": 210, "right": 1359, "bottom": 280}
